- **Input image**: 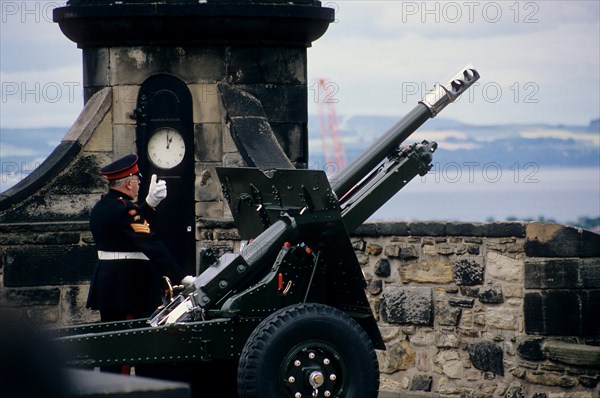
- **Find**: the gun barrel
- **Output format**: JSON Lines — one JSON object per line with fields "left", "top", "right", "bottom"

{"left": 331, "top": 64, "right": 479, "bottom": 198}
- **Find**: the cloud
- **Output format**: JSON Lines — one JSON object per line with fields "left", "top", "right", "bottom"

{"left": 0, "top": 1, "right": 79, "bottom": 72}
{"left": 0, "top": 143, "right": 40, "bottom": 157}
{"left": 0, "top": 0, "right": 598, "bottom": 128}
{"left": 1, "top": 66, "right": 83, "bottom": 128}
{"left": 308, "top": 1, "right": 600, "bottom": 125}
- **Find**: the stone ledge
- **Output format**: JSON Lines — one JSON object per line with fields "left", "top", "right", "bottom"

{"left": 3, "top": 245, "right": 97, "bottom": 287}
{"left": 0, "top": 221, "right": 90, "bottom": 234}
{"left": 542, "top": 340, "right": 600, "bottom": 367}
{"left": 525, "top": 222, "right": 600, "bottom": 258}
{"left": 354, "top": 221, "right": 526, "bottom": 238}
{"left": 0, "top": 287, "right": 61, "bottom": 307}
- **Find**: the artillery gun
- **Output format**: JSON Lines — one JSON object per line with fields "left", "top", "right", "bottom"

{"left": 56, "top": 65, "right": 479, "bottom": 398}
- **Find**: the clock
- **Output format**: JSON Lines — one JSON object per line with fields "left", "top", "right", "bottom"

{"left": 147, "top": 127, "right": 186, "bottom": 169}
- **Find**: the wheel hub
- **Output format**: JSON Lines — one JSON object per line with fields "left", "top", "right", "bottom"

{"left": 282, "top": 345, "right": 343, "bottom": 397}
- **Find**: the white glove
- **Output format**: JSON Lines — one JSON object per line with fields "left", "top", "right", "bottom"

{"left": 146, "top": 174, "right": 167, "bottom": 208}
{"left": 181, "top": 275, "right": 196, "bottom": 288}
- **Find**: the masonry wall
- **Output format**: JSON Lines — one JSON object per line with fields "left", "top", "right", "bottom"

{"left": 1, "top": 220, "right": 598, "bottom": 397}
{"left": 351, "top": 221, "right": 600, "bottom": 397}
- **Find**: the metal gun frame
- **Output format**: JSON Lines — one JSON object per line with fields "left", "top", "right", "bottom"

{"left": 55, "top": 65, "right": 479, "bottom": 398}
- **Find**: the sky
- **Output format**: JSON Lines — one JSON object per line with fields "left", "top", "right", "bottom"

{"left": 0, "top": 0, "right": 599, "bottom": 128}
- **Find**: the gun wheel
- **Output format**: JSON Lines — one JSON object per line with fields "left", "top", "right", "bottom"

{"left": 237, "top": 303, "right": 379, "bottom": 398}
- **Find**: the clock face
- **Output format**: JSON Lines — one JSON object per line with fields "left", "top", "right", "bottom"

{"left": 147, "top": 128, "right": 186, "bottom": 169}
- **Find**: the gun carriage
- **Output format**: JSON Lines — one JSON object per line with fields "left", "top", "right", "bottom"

{"left": 56, "top": 66, "right": 479, "bottom": 398}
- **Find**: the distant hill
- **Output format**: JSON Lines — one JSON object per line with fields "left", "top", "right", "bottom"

{"left": 309, "top": 116, "right": 600, "bottom": 169}
{"left": 1, "top": 117, "right": 599, "bottom": 191}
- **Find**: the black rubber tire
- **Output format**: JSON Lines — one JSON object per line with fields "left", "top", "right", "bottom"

{"left": 237, "top": 303, "right": 379, "bottom": 398}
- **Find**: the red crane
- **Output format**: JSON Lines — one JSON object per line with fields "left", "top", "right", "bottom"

{"left": 316, "top": 78, "right": 347, "bottom": 175}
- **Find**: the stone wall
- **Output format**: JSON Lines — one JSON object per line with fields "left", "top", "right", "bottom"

{"left": 351, "top": 221, "right": 600, "bottom": 397}
{"left": 1, "top": 220, "right": 598, "bottom": 397}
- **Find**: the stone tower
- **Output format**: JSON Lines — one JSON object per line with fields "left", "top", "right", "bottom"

{"left": 0, "top": 0, "right": 333, "bottom": 323}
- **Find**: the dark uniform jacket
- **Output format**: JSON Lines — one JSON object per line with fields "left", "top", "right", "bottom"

{"left": 87, "top": 189, "right": 186, "bottom": 316}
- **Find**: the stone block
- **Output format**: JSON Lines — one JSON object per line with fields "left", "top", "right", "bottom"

{"left": 374, "top": 259, "right": 391, "bottom": 277}
{"left": 381, "top": 286, "right": 433, "bottom": 326}
{"left": 408, "top": 221, "right": 446, "bottom": 236}
{"left": 367, "top": 279, "right": 383, "bottom": 296}
{"left": 222, "top": 151, "right": 246, "bottom": 167}
{"left": 189, "top": 83, "right": 222, "bottom": 123}
{"left": 436, "top": 243, "right": 455, "bottom": 255}
{"left": 112, "top": 124, "right": 137, "bottom": 158}
{"left": 110, "top": 46, "right": 226, "bottom": 85}
{"left": 485, "top": 307, "right": 519, "bottom": 330}
{"left": 0, "top": 194, "right": 98, "bottom": 223}
{"left": 83, "top": 47, "right": 110, "bottom": 87}
{"left": 524, "top": 257, "right": 600, "bottom": 289}
{"left": 112, "top": 85, "right": 139, "bottom": 125}
{"left": 451, "top": 257, "right": 485, "bottom": 285}
{"left": 486, "top": 251, "right": 523, "bottom": 283}
{"left": 61, "top": 285, "right": 99, "bottom": 325}
{"left": 3, "top": 245, "right": 97, "bottom": 287}
{"left": 84, "top": 111, "right": 113, "bottom": 152}
{"left": 445, "top": 222, "right": 486, "bottom": 236}
{"left": 384, "top": 243, "right": 401, "bottom": 258}
{"left": 352, "top": 223, "right": 379, "bottom": 237}
{"left": 505, "top": 386, "right": 526, "bottom": 398}
{"left": 524, "top": 290, "right": 600, "bottom": 335}
{"left": 239, "top": 84, "right": 307, "bottom": 123}
{"left": 194, "top": 123, "right": 223, "bottom": 162}
{"left": 222, "top": 126, "right": 237, "bottom": 154}
{"left": 227, "top": 46, "right": 306, "bottom": 85}
{"left": 525, "top": 222, "right": 600, "bottom": 257}
{"left": 195, "top": 201, "right": 224, "bottom": 220}
{"left": 410, "top": 374, "right": 433, "bottom": 391}
{"left": 581, "top": 228, "right": 600, "bottom": 257}
{"left": 469, "top": 341, "right": 504, "bottom": 376}
{"left": 365, "top": 242, "right": 382, "bottom": 256}
{"left": 401, "top": 257, "right": 454, "bottom": 284}
{"left": 578, "top": 376, "right": 599, "bottom": 388}
{"left": 525, "top": 372, "right": 578, "bottom": 388}
{"left": 376, "top": 340, "right": 415, "bottom": 373}
{"left": 0, "top": 287, "right": 60, "bottom": 306}
{"left": 435, "top": 302, "right": 461, "bottom": 326}
{"left": 401, "top": 245, "right": 419, "bottom": 260}
{"left": 467, "top": 245, "right": 480, "bottom": 255}
{"left": 448, "top": 297, "right": 475, "bottom": 308}
{"left": 195, "top": 164, "right": 221, "bottom": 202}
{"left": 269, "top": 122, "right": 307, "bottom": 165}
{"left": 483, "top": 222, "right": 526, "bottom": 237}
{"left": 377, "top": 222, "right": 409, "bottom": 236}
{"left": 542, "top": 340, "right": 600, "bottom": 367}
{"left": 517, "top": 337, "right": 546, "bottom": 361}
{"left": 478, "top": 285, "right": 504, "bottom": 304}
{"left": 351, "top": 239, "right": 365, "bottom": 251}
{"left": 0, "top": 221, "right": 89, "bottom": 234}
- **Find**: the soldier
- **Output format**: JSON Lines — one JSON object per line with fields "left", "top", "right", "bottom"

{"left": 87, "top": 154, "right": 194, "bottom": 325}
